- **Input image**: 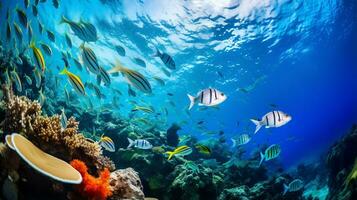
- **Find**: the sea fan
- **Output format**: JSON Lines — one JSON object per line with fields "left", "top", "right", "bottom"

{"left": 70, "top": 159, "right": 112, "bottom": 200}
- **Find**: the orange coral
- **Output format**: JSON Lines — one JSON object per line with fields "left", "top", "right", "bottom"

{"left": 70, "top": 159, "right": 112, "bottom": 200}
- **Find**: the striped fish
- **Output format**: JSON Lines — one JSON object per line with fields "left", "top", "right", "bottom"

{"left": 259, "top": 144, "right": 281, "bottom": 166}
{"left": 24, "top": 0, "right": 30, "bottom": 8}
{"left": 250, "top": 111, "right": 292, "bottom": 134}
{"left": 33, "top": 68, "right": 42, "bottom": 88}
{"left": 166, "top": 145, "right": 192, "bottom": 160}
{"left": 80, "top": 20, "right": 97, "bottom": 42}
{"left": 4, "top": 69, "right": 11, "bottom": 85}
{"left": 46, "top": 30, "right": 55, "bottom": 42}
{"left": 6, "top": 21, "right": 11, "bottom": 42}
{"left": 99, "top": 135, "right": 115, "bottom": 152}
{"left": 60, "top": 108, "right": 67, "bottom": 130}
{"left": 115, "top": 45, "right": 125, "bottom": 56}
{"left": 10, "top": 70, "right": 22, "bottom": 92}
{"left": 13, "top": 22, "right": 23, "bottom": 42}
{"left": 73, "top": 58, "right": 83, "bottom": 71}
{"left": 60, "top": 16, "right": 87, "bottom": 41}
{"left": 80, "top": 44, "right": 101, "bottom": 74}
{"left": 64, "top": 87, "right": 70, "bottom": 104}
{"left": 65, "top": 33, "right": 72, "bottom": 48}
{"left": 195, "top": 144, "right": 211, "bottom": 155}
{"left": 59, "top": 68, "right": 86, "bottom": 96}
{"left": 283, "top": 179, "right": 304, "bottom": 195}
{"left": 38, "top": 88, "right": 46, "bottom": 106}
{"left": 161, "top": 67, "right": 171, "bottom": 77}
{"left": 30, "top": 40, "right": 46, "bottom": 72}
{"left": 38, "top": 20, "right": 43, "bottom": 33}
{"left": 15, "top": 7, "right": 28, "bottom": 28}
{"left": 187, "top": 88, "right": 227, "bottom": 110}
{"left": 98, "top": 66, "right": 111, "bottom": 86}
{"left": 231, "top": 134, "right": 251, "bottom": 147}
{"left": 155, "top": 48, "right": 175, "bottom": 70}
{"left": 132, "top": 105, "right": 154, "bottom": 113}
{"left": 24, "top": 75, "right": 32, "bottom": 85}
{"left": 108, "top": 62, "right": 152, "bottom": 94}
{"left": 28, "top": 23, "right": 33, "bottom": 40}
{"left": 128, "top": 85, "right": 136, "bottom": 97}
{"left": 40, "top": 42, "right": 52, "bottom": 56}
{"left": 127, "top": 138, "right": 153, "bottom": 149}
{"left": 134, "top": 57, "right": 146, "bottom": 68}
{"left": 32, "top": 5, "right": 38, "bottom": 16}
{"left": 153, "top": 76, "right": 165, "bottom": 86}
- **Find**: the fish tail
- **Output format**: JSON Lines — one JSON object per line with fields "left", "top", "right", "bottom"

{"left": 151, "top": 47, "right": 160, "bottom": 57}
{"left": 283, "top": 184, "right": 289, "bottom": 195}
{"left": 59, "top": 67, "right": 68, "bottom": 75}
{"left": 187, "top": 94, "right": 196, "bottom": 110}
{"left": 251, "top": 119, "right": 263, "bottom": 134}
{"left": 231, "top": 138, "right": 236, "bottom": 148}
{"left": 60, "top": 15, "right": 69, "bottom": 24}
{"left": 259, "top": 152, "right": 265, "bottom": 167}
{"left": 29, "top": 39, "right": 35, "bottom": 49}
{"left": 166, "top": 151, "right": 174, "bottom": 160}
{"left": 127, "top": 138, "right": 134, "bottom": 149}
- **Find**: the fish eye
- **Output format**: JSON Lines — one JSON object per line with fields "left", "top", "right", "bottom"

{"left": 221, "top": 93, "right": 224, "bottom": 96}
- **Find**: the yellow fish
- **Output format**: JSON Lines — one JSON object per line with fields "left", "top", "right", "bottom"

{"left": 166, "top": 145, "right": 192, "bottom": 160}
{"left": 132, "top": 105, "right": 154, "bottom": 113}
{"left": 29, "top": 40, "right": 46, "bottom": 72}
{"left": 59, "top": 68, "right": 86, "bottom": 96}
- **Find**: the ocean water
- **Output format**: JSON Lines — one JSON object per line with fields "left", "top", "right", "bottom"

{"left": 1, "top": 0, "right": 357, "bottom": 199}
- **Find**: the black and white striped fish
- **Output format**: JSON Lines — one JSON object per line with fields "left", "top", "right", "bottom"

{"left": 155, "top": 48, "right": 175, "bottom": 70}
{"left": 231, "top": 134, "right": 251, "bottom": 147}
{"left": 46, "top": 30, "right": 56, "bottom": 42}
{"left": 187, "top": 88, "right": 227, "bottom": 110}
{"left": 80, "top": 44, "right": 101, "bottom": 75}
{"left": 283, "top": 179, "right": 304, "bottom": 195}
{"left": 127, "top": 138, "right": 152, "bottom": 149}
{"left": 259, "top": 144, "right": 281, "bottom": 166}
{"left": 250, "top": 111, "right": 292, "bottom": 134}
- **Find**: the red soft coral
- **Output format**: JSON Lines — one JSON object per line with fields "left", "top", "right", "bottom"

{"left": 70, "top": 159, "right": 112, "bottom": 200}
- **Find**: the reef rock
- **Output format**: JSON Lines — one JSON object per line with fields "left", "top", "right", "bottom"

{"left": 166, "top": 123, "right": 180, "bottom": 147}
{"left": 326, "top": 124, "right": 357, "bottom": 200}
{"left": 110, "top": 168, "right": 145, "bottom": 200}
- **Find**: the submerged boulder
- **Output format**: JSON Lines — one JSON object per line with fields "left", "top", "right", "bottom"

{"left": 110, "top": 168, "right": 145, "bottom": 200}
{"left": 166, "top": 123, "right": 180, "bottom": 147}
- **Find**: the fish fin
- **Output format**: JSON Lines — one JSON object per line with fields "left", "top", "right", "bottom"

{"left": 29, "top": 39, "right": 35, "bottom": 49}
{"left": 259, "top": 152, "right": 265, "bottom": 167}
{"left": 166, "top": 151, "right": 174, "bottom": 160}
{"left": 59, "top": 67, "right": 68, "bottom": 75}
{"left": 251, "top": 119, "right": 263, "bottom": 134}
{"left": 231, "top": 138, "right": 236, "bottom": 148}
{"left": 187, "top": 94, "right": 196, "bottom": 110}
{"left": 127, "top": 138, "right": 134, "bottom": 149}
{"left": 283, "top": 184, "right": 289, "bottom": 195}
{"left": 108, "top": 60, "right": 124, "bottom": 74}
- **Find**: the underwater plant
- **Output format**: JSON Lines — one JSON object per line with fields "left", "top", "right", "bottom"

{"left": 70, "top": 159, "right": 112, "bottom": 200}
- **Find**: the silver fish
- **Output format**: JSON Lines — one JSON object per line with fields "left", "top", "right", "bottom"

{"left": 187, "top": 88, "right": 227, "bottom": 110}
{"left": 251, "top": 111, "right": 292, "bottom": 134}
{"left": 127, "top": 138, "right": 152, "bottom": 149}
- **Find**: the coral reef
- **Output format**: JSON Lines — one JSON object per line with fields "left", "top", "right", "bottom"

{"left": 109, "top": 168, "right": 145, "bottom": 200}
{"left": 326, "top": 124, "right": 357, "bottom": 200}
{"left": 2, "top": 86, "right": 113, "bottom": 171}
{"left": 0, "top": 86, "right": 145, "bottom": 200}
{"left": 70, "top": 159, "right": 112, "bottom": 200}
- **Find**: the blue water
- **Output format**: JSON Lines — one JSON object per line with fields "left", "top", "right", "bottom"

{"left": 1, "top": 0, "right": 356, "bottom": 170}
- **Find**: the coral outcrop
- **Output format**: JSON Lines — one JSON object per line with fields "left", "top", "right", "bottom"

{"left": 326, "top": 124, "right": 357, "bottom": 200}
{"left": 109, "top": 168, "right": 145, "bottom": 200}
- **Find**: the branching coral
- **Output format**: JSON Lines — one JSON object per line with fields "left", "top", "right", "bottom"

{"left": 70, "top": 159, "right": 112, "bottom": 200}
{"left": 1, "top": 86, "right": 114, "bottom": 171}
